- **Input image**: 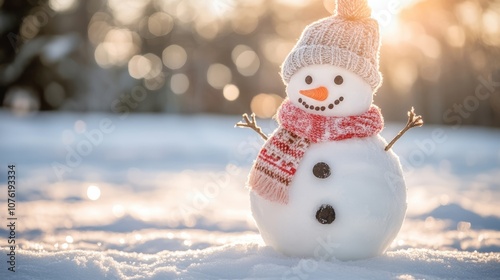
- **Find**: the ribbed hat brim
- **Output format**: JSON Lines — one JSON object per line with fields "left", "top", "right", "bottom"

{"left": 281, "top": 45, "right": 382, "bottom": 91}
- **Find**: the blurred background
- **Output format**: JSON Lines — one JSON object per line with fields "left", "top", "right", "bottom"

{"left": 0, "top": 0, "right": 499, "bottom": 126}
{"left": 1, "top": 2, "right": 500, "bottom": 271}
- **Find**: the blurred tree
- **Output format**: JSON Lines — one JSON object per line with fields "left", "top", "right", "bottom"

{"left": 0, "top": 0, "right": 499, "bottom": 127}
{"left": 0, "top": 0, "right": 37, "bottom": 109}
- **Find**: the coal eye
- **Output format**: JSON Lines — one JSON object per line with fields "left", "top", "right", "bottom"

{"left": 305, "top": 75, "right": 313, "bottom": 85}
{"left": 334, "top": 75, "right": 343, "bottom": 85}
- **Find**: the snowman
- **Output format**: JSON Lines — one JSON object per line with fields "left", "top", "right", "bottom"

{"left": 237, "top": 0, "right": 422, "bottom": 261}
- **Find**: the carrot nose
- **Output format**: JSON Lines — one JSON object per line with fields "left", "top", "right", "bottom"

{"left": 299, "top": 86, "right": 329, "bottom": 101}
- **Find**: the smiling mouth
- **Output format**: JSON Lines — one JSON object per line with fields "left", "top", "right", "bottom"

{"left": 298, "top": 96, "right": 344, "bottom": 111}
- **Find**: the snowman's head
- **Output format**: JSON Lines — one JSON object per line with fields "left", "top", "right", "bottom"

{"left": 286, "top": 64, "right": 373, "bottom": 117}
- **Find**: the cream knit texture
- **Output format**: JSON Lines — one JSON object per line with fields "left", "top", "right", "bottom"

{"left": 281, "top": 0, "right": 382, "bottom": 91}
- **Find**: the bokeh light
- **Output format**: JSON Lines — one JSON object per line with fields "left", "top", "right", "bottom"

{"left": 148, "top": 12, "right": 174, "bottom": 37}
{"left": 230, "top": 14, "right": 259, "bottom": 35}
{"left": 88, "top": 13, "right": 112, "bottom": 46}
{"left": 95, "top": 29, "right": 139, "bottom": 68}
{"left": 128, "top": 55, "right": 152, "bottom": 79}
{"left": 223, "top": 84, "right": 240, "bottom": 101}
{"left": 74, "top": 120, "right": 86, "bottom": 134}
{"left": 207, "top": 64, "right": 232, "bottom": 89}
{"left": 144, "top": 72, "right": 166, "bottom": 91}
{"left": 170, "top": 73, "right": 190, "bottom": 95}
{"left": 65, "top": 235, "right": 74, "bottom": 244}
{"left": 174, "top": 0, "right": 196, "bottom": 23}
{"left": 87, "top": 185, "right": 101, "bottom": 201}
{"left": 3, "top": 87, "right": 40, "bottom": 116}
{"left": 162, "top": 45, "right": 188, "bottom": 70}
{"left": 261, "top": 39, "right": 294, "bottom": 65}
{"left": 195, "top": 16, "right": 220, "bottom": 40}
{"left": 231, "top": 45, "right": 260, "bottom": 76}
{"left": 481, "top": 9, "right": 500, "bottom": 46}
{"left": 143, "top": 53, "right": 163, "bottom": 79}
{"left": 250, "top": 93, "right": 283, "bottom": 118}
{"left": 107, "top": 0, "right": 148, "bottom": 25}
{"left": 49, "top": 0, "right": 77, "bottom": 13}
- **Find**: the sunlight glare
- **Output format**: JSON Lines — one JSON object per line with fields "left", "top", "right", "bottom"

{"left": 367, "top": 0, "right": 421, "bottom": 38}
{"left": 205, "top": 0, "right": 235, "bottom": 17}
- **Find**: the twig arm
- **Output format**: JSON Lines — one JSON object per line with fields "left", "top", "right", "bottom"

{"left": 385, "top": 107, "right": 423, "bottom": 151}
{"left": 235, "top": 113, "right": 269, "bottom": 141}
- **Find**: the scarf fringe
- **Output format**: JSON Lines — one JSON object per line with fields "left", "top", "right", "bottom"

{"left": 249, "top": 168, "right": 289, "bottom": 204}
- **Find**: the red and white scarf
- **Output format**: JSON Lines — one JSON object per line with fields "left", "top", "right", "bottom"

{"left": 248, "top": 100, "right": 384, "bottom": 204}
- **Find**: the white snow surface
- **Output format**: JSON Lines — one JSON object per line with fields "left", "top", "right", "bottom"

{"left": 0, "top": 110, "right": 500, "bottom": 279}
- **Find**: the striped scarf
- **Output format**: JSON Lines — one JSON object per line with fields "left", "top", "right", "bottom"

{"left": 248, "top": 100, "right": 384, "bottom": 204}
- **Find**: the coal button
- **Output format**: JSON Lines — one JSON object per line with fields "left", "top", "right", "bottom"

{"left": 313, "top": 162, "right": 331, "bottom": 179}
{"left": 316, "top": 204, "right": 336, "bottom": 224}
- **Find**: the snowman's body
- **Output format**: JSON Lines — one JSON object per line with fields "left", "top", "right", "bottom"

{"left": 251, "top": 135, "right": 406, "bottom": 260}
{"left": 249, "top": 63, "right": 408, "bottom": 260}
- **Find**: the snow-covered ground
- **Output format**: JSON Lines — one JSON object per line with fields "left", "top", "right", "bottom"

{"left": 0, "top": 110, "right": 499, "bottom": 279}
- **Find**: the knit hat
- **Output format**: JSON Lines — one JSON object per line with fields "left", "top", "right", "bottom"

{"left": 280, "top": 0, "right": 382, "bottom": 91}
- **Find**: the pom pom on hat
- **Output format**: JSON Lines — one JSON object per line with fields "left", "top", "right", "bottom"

{"left": 337, "top": 0, "right": 371, "bottom": 20}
